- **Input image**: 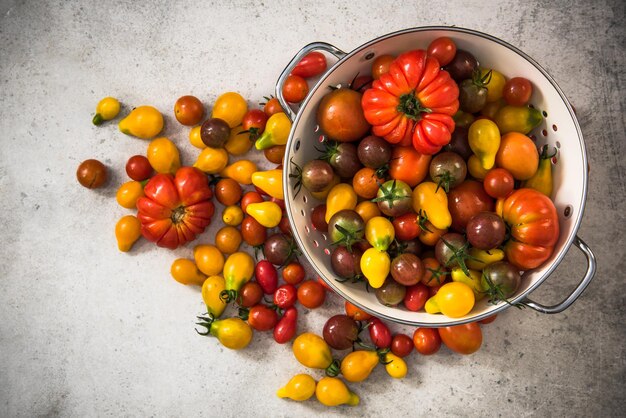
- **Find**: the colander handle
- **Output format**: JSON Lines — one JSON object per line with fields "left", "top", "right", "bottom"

{"left": 520, "top": 236, "right": 596, "bottom": 314}
{"left": 275, "top": 42, "right": 347, "bottom": 121}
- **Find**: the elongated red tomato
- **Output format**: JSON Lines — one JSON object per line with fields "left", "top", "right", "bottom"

{"left": 291, "top": 52, "right": 327, "bottom": 78}
{"left": 361, "top": 50, "right": 459, "bottom": 155}
{"left": 136, "top": 167, "right": 214, "bottom": 249}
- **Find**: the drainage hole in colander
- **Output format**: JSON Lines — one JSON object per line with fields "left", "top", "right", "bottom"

{"left": 294, "top": 139, "right": 301, "bottom": 152}
{"left": 564, "top": 205, "right": 572, "bottom": 218}
{"left": 529, "top": 104, "right": 535, "bottom": 109}
{"left": 300, "top": 209, "right": 305, "bottom": 217}
{"left": 542, "top": 110, "right": 548, "bottom": 117}
{"left": 556, "top": 140, "right": 561, "bottom": 148}
{"left": 530, "top": 134, "right": 537, "bottom": 141}
{"left": 542, "top": 129, "right": 548, "bottom": 137}
{"left": 324, "top": 248, "right": 331, "bottom": 256}
{"left": 303, "top": 195, "right": 307, "bottom": 203}
{"left": 364, "top": 52, "right": 375, "bottom": 60}
{"left": 318, "top": 134, "right": 325, "bottom": 143}
{"left": 305, "top": 225, "right": 310, "bottom": 234}
{"left": 552, "top": 124, "right": 558, "bottom": 132}
{"left": 313, "top": 240, "right": 319, "bottom": 248}
{"left": 321, "top": 233, "right": 327, "bottom": 241}
{"left": 314, "top": 124, "right": 320, "bottom": 133}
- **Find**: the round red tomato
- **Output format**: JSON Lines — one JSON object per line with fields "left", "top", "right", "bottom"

{"left": 282, "top": 262, "right": 305, "bottom": 285}
{"left": 283, "top": 74, "right": 309, "bottom": 103}
{"left": 125, "top": 155, "right": 153, "bottom": 181}
{"left": 174, "top": 95, "right": 204, "bottom": 126}
{"left": 263, "top": 97, "right": 283, "bottom": 117}
{"left": 246, "top": 304, "right": 279, "bottom": 331}
{"left": 238, "top": 282, "right": 263, "bottom": 308}
{"left": 427, "top": 37, "right": 457, "bottom": 66}
{"left": 483, "top": 168, "right": 514, "bottom": 198}
{"left": 241, "top": 216, "right": 267, "bottom": 247}
{"left": 273, "top": 284, "right": 297, "bottom": 309}
{"left": 393, "top": 212, "right": 421, "bottom": 241}
{"left": 478, "top": 314, "right": 497, "bottom": 325}
{"left": 503, "top": 77, "right": 533, "bottom": 106}
{"left": 391, "top": 334, "right": 414, "bottom": 358}
{"left": 438, "top": 323, "right": 483, "bottom": 354}
{"left": 297, "top": 280, "right": 326, "bottom": 309}
{"left": 413, "top": 327, "right": 441, "bottom": 355}
{"left": 403, "top": 283, "right": 429, "bottom": 311}
{"left": 447, "top": 180, "right": 494, "bottom": 232}
{"left": 242, "top": 109, "right": 268, "bottom": 139}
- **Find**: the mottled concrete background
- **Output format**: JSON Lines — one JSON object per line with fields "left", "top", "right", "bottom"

{"left": 0, "top": 0, "right": 624, "bottom": 417}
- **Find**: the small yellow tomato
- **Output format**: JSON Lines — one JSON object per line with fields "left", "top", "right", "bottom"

{"left": 365, "top": 216, "right": 395, "bottom": 251}
{"left": 222, "top": 205, "right": 244, "bottom": 226}
{"left": 276, "top": 374, "right": 317, "bottom": 401}
{"left": 212, "top": 92, "right": 248, "bottom": 128}
{"left": 292, "top": 333, "right": 334, "bottom": 370}
{"left": 245, "top": 201, "right": 282, "bottom": 228}
{"left": 205, "top": 317, "right": 253, "bottom": 350}
{"left": 193, "top": 147, "right": 229, "bottom": 174}
{"left": 119, "top": 105, "right": 164, "bottom": 139}
{"left": 482, "top": 68, "right": 506, "bottom": 103}
{"left": 116, "top": 180, "right": 144, "bottom": 209}
{"left": 193, "top": 244, "right": 225, "bottom": 276}
{"left": 340, "top": 350, "right": 379, "bottom": 382}
{"left": 425, "top": 282, "right": 475, "bottom": 318}
{"left": 170, "top": 258, "right": 206, "bottom": 286}
{"left": 315, "top": 377, "right": 359, "bottom": 407}
{"left": 201, "top": 275, "right": 227, "bottom": 318}
{"left": 360, "top": 248, "right": 390, "bottom": 289}
{"left": 412, "top": 182, "right": 452, "bottom": 230}
{"left": 189, "top": 125, "right": 206, "bottom": 149}
{"left": 222, "top": 252, "right": 255, "bottom": 302}
{"left": 220, "top": 160, "right": 257, "bottom": 185}
{"left": 467, "top": 155, "right": 490, "bottom": 180}
{"left": 384, "top": 352, "right": 408, "bottom": 379}
{"left": 467, "top": 248, "right": 505, "bottom": 271}
{"left": 355, "top": 201, "right": 380, "bottom": 225}
{"left": 325, "top": 183, "right": 357, "bottom": 223}
{"left": 251, "top": 169, "right": 283, "bottom": 200}
{"left": 147, "top": 137, "right": 181, "bottom": 174}
{"left": 114, "top": 215, "right": 141, "bottom": 252}
{"left": 224, "top": 125, "right": 253, "bottom": 155}
{"left": 93, "top": 96, "right": 120, "bottom": 125}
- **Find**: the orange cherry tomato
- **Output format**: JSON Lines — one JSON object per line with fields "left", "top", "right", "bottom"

{"left": 418, "top": 221, "right": 447, "bottom": 246}
{"left": 352, "top": 167, "right": 384, "bottom": 199}
{"left": 283, "top": 75, "right": 309, "bottom": 103}
{"left": 215, "top": 178, "right": 243, "bottom": 206}
{"left": 283, "top": 262, "right": 306, "bottom": 285}
{"left": 215, "top": 226, "right": 242, "bottom": 254}
{"left": 389, "top": 146, "right": 431, "bottom": 187}
{"left": 371, "top": 54, "right": 395, "bottom": 79}
{"left": 297, "top": 280, "right": 326, "bottom": 309}
{"left": 421, "top": 257, "right": 447, "bottom": 287}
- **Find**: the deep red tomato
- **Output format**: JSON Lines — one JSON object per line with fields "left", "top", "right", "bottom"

{"left": 242, "top": 109, "right": 268, "bottom": 140}
{"left": 438, "top": 323, "right": 483, "bottom": 354}
{"left": 483, "top": 168, "right": 515, "bottom": 198}
{"left": 278, "top": 216, "right": 292, "bottom": 236}
{"left": 393, "top": 212, "right": 421, "bottom": 241}
{"left": 291, "top": 51, "right": 327, "bottom": 78}
{"left": 238, "top": 282, "right": 263, "bottom": 308}
{"left": 255, "top": 260, "right": 278, "bottom": 294}
{"left": 174, "top": 95, "right": 204, "bottom": 126}
{"left": 263, "top": 97, "right": 283, "bottom": 117}
{"left": 240, "top": 191, "right": 264, "bottom": 214}
{"left": 368, "top": 317, "right": 391, "bottom": 349}
{"left": 283, "top": 74, "right": 309, "bottom": 103}
{"left": 282, "top": 262, "right": 305, "bottom": 285}
{"left": 371, "top": 54, "right": 395, "bottom": 79}
{"left": 297, "top": 280, "right": 326, "bottom": 309}
{"left": 311, "top": 204, "right": 328, "bottom": 231}
{"left": 403, "top": 283, "right": 430, "bottom": 311}
{"left": 427, "top": 37, "right": 457, "bottom": 66}
{"left": 391, "top": 334, "right": 414, "bottom": 358}
{"left": 478, "top": 314, "right": 498, "bottom": 325}
{"left": 136, "top": 167, "right": 214, "bottom": 249}
{"left": 351, "top": 75, "right": 373, "bottom": 92}
{"left": 274, "top": 307, "right": 298, "bottom": 344}
{"left": 413, "top": 328, "right": 442, "bottom": 355}
{"left": 344, "top": 300, "right": 372, "bottom": 321}
{"left": 503, "top": 77, "right": 533, "bottom": 106}
{"left": 241, "top": 216, "right": 267, "bottom": 247}
{"left": 246, "top": 304, "right": 279, "bottom": 331}
{"left": 274, "top": 284, "right": 297, "bottom": 309}
{"left": 447, "top": 180, "right": 495, "bottom": 232}
{"left": 125, "top": 155, "right": 153, "bottom": 181}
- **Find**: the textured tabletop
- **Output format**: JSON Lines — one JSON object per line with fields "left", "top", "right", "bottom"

{"left": 1, "top": 1, "right": 624, "bottom": 417}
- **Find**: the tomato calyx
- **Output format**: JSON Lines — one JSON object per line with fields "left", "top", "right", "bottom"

{"left": 288, "top": 158, "right": 304, "bottom": 197}
{"left": 397, "top": 92, "right": 432, "bottom": 120}
{"left": 195, "top": 313, "right": 216, "bottom": 336}
{"left": 539, "top": 144, "right": 558, "bottom": 160}
{"left": 433, "top": 171, "right": 455, "bottom": 193}
{"left": 424, "top": 266, "right": 450, "bottom": 285}
{"left": 170, "top": 206, "right": 187, "bottom": 224}
{"left": 371, "top": 180, "right": 405, "bottom": 209}
{"left": 331, "top": 224, "right": 364, "bottom": 252}
{"left": 472, "top": 69, "right": 492, "bottom": 89}
{"left": 417, "top": 209, "right": 433, "bottom": 233}
{"left": 325, "top": 359, "right": 341, "bottom": 377}
{"left": 220, "top": 289, "right": 238, "bottom": 304}
{"left": 439, "top": 237, "right": 476, "bottom": 276}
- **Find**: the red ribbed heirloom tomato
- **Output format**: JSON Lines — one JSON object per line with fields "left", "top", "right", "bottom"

{"left": 361, "top": 50, "right": 459, "bottom": 154}
{"left": 500, "top": 188, "right": 560, "bottom": 270}
{"left": 136, "top": 166, "right": 214, "bottom": 249}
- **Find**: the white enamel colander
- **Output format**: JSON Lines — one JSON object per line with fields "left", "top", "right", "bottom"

{"left": 277, "top": 27, "right": 596, "bottom": 326}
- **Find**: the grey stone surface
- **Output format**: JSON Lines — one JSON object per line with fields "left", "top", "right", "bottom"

{"left": 1, "top": 0, "right": 625, "bottom": 417}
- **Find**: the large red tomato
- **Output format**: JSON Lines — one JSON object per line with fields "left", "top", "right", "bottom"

{"left": 361, "top": 50, "right": 459, "bottom": 154}
{"left": 136, "top": 167, "right": 214, "bottom": 249}
{"left": 500, "top": 188, "right": 560, "bottom": 270}
{"left": 438, "top": 323, "right": 482, "bottom": 354}
{"left": 447, "top": 180, "right": 494, "bottom": 232}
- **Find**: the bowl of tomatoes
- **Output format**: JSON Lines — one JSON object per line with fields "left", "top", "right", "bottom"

{"left": 279, "top": 26, "right": 596, "bottom": 326}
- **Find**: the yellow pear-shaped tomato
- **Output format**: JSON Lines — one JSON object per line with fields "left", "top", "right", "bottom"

{"left": 115, "top": 215, "right": 141, "bottom": 252}
{"left": 425, "top": 282, "right": 475, "bottom": 318}
{"left": 201, "top": 275, "right": 227, "bottom": 318}
{"left": 255, "top": 112, "right": 291, "bottom": 149}
{"left": 209, "top": 317, "right": 253, "bottom": 350}
{"left": 119, "top": 105, "right": 164, "bottom": 139}
{"left": 221, "top": 252, "right": 254, "bottom": 302}
{"left": 193, "top": 147, "right": 229, "bottom": 174}
{"left": 245, "top": 201, "right": 282, "bottom": 228}
{"left": 412, "top": 182, "right": 452, "bottom": 230}
{"left": 93, "top": 97, "right": 120, "bottom": 125}
{"left": 340, "top": 350, "right": 379, "bottom": 382}
{"left": 384, "top": 352, "right": 408, "bottom": 379}
{"left": 276, "top": 374, "right": 317, "bottom": 401}
{"left": 292, "top": 333, "right": 333, "bottom": 370}
{"left": 220, "top": 160, "right": 257, "bottom": 185}
{"left": 468, "top": 119, "right": 501, "bottom": 170}
{"left": 315, "top": 377, "right": 359, "bottom": 407}
{"left": 365, "top": 216, "right": 395, "bottom": 251}
{"left": 170, "top": 258, "right": 206, "bottom": 286}
{"left": 147, "top": 137, "right": 181, "bottom": 174}
{"left": 360, "top": 248, "right": 390, "bottom": 289}
{"left": 325, "top": 183, "right": 357, "bottom": 223}
{"left": 251, "top": 169, "right": 284, "bottom": 199}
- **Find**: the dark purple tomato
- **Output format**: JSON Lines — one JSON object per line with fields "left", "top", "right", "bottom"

{"left": 429, "top": 152, "right": 467, "bottom": 192}
{"left": 390, "top": 334, "right": 414, "bottom": 358}
{"left": 263, "top": 233, "right": 296, "bottom": 266}
{"left": 481, "top": 261, "right": 521, "bottom": 300}
{"left": 327, "top": 210, "right": 365, "bottom": 249}
{"left": 443, "top": 49, "right": 479, "bottom": 82}
{"left": 301, "top": 159, "right": 335, "bottom": 192}
{"left": 375, "top": 180, "right": 412, "bottom": 217}
{"left": 323, "top": 314, "right": 359, "bottom": 350}
{"left": 375, "top": 279, "right": 407, "bottom": 307}
{"left": 330, "top": 246, "right": 362, "bottom": 280}
{"left": 327, "top": 142, "right": 362, "bottom": 178}
{"left": 466, "top": 212, "right": 506, "bottom": 250}
{"left": 435, "top": 233, "right": 467, "bottom": 269}
{"left": 201, "top": 117, "right": 231, "bottom": 148}
{"left": 390, "top": 253, "right": 424, "bottom": 286}
{"left": 357, "top": 135, "right": 392, "bottom": 169}
{"left": 447, "top": 180, "right": 495, "bottom": 232}
{"left": 444, "top": 126, "right": 472, "bottom": 159}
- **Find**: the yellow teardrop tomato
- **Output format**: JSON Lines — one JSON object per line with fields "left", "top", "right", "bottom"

{"left": 245, "top": 201, "right": 282, "bottom": 228}
{"left": 255, "top": 112, "right": 291, "bottom": 149}
{"left": 360, "top": 248, "right": 390, "bottom": 289}
{"left": 325, "top": 183, "right": 357, "bottom": 223}
{"left": 147, "top": 137, "right": 181, "bottom": 174}
{"left": 292, "top": 333, "right": 333, "bottom": 370}
{"left": 115, "top": 215, "right": 141, "bottom": 252}
{"left": 468, "top": 119, "right": 501, "bottom": 170}
{"left": 201, "top": 275, "right": 227, "bottom": 318}
{"left": 355, "top": 201, "right": 380, "bottom": 225}
{"left": 340, "top": 350, "right": 379, "bottom": 382}
{"left": 220, "top": 160, "right": 257, "bottom": 185}
{"left": 412, "top": 182, "right": 451, "bottom": 230}
{"left": 93, "top": 97, "right": 120, "bottom": 125}
{"left": 467, "top": 155, "right": 489, "bottom": 180}
{"left": 209, "top": 317, "right": 253, "bottom": 350}
{"left": 450, "top": 267, "right": 486, "bottom": 300}
{"left": 315, "top": 377, "right": 359, "bottom": 407}
{"left": 384, "top": 352, "right": 408, "bottom": 379}
{"left": 425, "top": 282, "right": 475, "bottom": 318}
{"left": 194, "top": 244, "right": 225, "bottom": 276}
{"left": 170, "top": 258, "right": 205, "bottom": 286}
{"left": 224, "top": 125, "right": 253, "bottom": 155}
{"left": 212, "top": 92, "right": 248, "bottom": 128}
{"left": 193, "top": 147, "right": 229, "bottom": 174}
{"left": 116, "top": 180, "right": 144, "bottom": 209}
{"left": 276, "top": 374, "right": 316, "bottom": 401}
{"left": 222, "top": 252, "right": 254, "bottom": 302}
{"left": 222, "top": 205, "right": 244, "bottom": 226}
{"left": 365, "top": 216, "right": 395, "bottom": 251}
{"left": 251, "top": 169, "right": 283, "bottom": 200}
{"left": 119, "top": 105, "right": 163, "bottom": 139}
{"left": 189, "top": 125, "right": 206, "bottom": 149}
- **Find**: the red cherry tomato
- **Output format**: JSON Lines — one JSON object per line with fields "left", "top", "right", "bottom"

{"left": 413, "top": 328, "right": 442, "bottom": 355}
{"left": 240, "top": 191, "right": 264, "bottom": 214}
{"left": 368, "top": 317, "right": 391, "bottom": 349}
{"left": 238, "top": 282, "right": 263, "bottom": 308}
{"left": 255, "top": 260, "right": 278, "bottom": 294}
{"left": 263, "top": 97, "right": 283, "bottom": 117}
{"left": 174, "top": 95, "right": 205, "bottom": 126}
{"left": 242, "top": 109, "right": 268, "bottom": 139}
{"left": 241, "top": 216, "right": 267, "bottom": 247}
{"left": 438, "top": 323, "right": 483, "bottom": 355}
{"left": 274, "top": 284, "right": 297, "bottom": 309}
{"left": 503, "top": 77, "right": 533, "bottom": 106}
{"left": 274, "top": 307, "right": 298, "bottom": 344}
{"left": 351, "top": 74, "right": 373, "bottom": 92}
{"left": 403, "top": 283, "right": 430, "bottom": 311}
{"left": 282, "top": 262, "right": 305, "bottom": 285}
{"left": 484, "top": 168, "right": 515, "bottom": 199}
{"left": 246, "top": 304, "right": 278, "bottom": 331}
{"left": 291, "top": 51, "right": 328, "bottom": 79}
{"left": 392, "top": 212, "right": 421, "bottom": 241}
{"left": 297, "top": 280, "right": 326, "bottom": 309}
{"left": 311, "top": 204, "right": 328, "bottom": 231}
{"left": 125, "top": 155, "right": 153, "bottom": 181}
{"left": 391, "top": 334, "right": 414, "bottom": 358}
{"left": 427, "top": 37, "right": 457, "bottom": 66}
{"left": 282, "top": 74, "right": 309, "bottom": 103}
